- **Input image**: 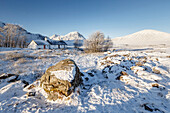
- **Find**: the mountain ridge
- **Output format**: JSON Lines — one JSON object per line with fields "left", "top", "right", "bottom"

{"left": 0, "top": 21, "right": 48, "bottom": 44}
{"left": 50, "top": 31, "right": 86, "bottom": 41}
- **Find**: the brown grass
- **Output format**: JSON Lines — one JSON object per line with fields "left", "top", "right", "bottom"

{"left": 5, "top": 53, "right": 36, "bottom": 61}
{"left": 166, "top": 56, "right": 170, "bottom": 58}
{"left": 123, "top": 54, "right": 130, "bottom": 57}
{"left": 17, "top": 58, "right": 27, "bottom": 63}
{"left": 130, "top": 66, "right": 136, "bottom": 70}
{"left": 5, "top": 53, "right": 24, "bottom": 61}
{"left": 135, "top": 62, "right": 143, "bottom": 66}
{"left": 102, "top": 54, "right": 120, "bottom": 60}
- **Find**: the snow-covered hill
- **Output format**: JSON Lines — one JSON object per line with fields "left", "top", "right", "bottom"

{"left": 0, "top": 21, "right": 47, "bottom": 44}
{"left": 112, "top": 29, "right": 170, "bottom": 46}
{"left": 50, "top": 31, "right": 86, "bottom": 46}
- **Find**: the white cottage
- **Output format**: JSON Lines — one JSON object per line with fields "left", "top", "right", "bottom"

{"left": 28, "top": 38, "right": 67, "bottom": 49}
{"left": 28, "top": 40, "right": 50, "bottom": 49}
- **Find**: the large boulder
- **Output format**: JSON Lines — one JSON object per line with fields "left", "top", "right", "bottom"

{"left": 40, "top": 59, "right": 82, "bottom": 100}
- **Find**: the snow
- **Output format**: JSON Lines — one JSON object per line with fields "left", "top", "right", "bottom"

{"left": 0, "top": 46, "right": 170, "bottom": 113}
{"left": 50, "top": 65, "right": 76, "bottom": 82}
{"left": 112, "top": 29, "right": 170, "bottom": 46}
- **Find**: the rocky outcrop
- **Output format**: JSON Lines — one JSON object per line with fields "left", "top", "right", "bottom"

{"left": 0, "top": 73, "right": 19, "bottom": 83}
{"left": 40, "top": 59, "right": 82, "bottom": 101}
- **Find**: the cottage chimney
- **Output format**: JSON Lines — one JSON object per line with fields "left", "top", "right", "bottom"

{"left": 45, "top": 37, "right": 48, "bottom": 41}
{"left": 58, "top": 36, "right": 61, "bottom": 40}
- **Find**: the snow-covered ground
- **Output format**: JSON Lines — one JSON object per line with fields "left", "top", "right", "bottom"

{"left": 0, "top": 47, "right": 170, "bottom": 113}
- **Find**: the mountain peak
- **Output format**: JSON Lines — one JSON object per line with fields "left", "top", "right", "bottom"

{"left": 69, "top": 31, "right": 79, "bottom": 34}
{"left": 65, "top": 31, "right": 82, "bottom": 36}
{"left": 50, "top": 34, "right": 59, "bottom": 39}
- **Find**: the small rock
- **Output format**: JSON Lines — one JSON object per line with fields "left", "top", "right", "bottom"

{"left": 22, "top": 80, "right": 29, "bottom": 88}
{"left": 152, "top": 83, "right": 159, "bottom": 88}
{"left": 26, "top": 92, "right": 36, "bottom": 97}
{"left": 141, "top": 103, "right": 153, "bottom": 112}
{"left": 154, "top": 80, "right": 159, "bottom": 82}
{"left": 152, "top": 67, "right": 161, "bottom": 74}
{"left": 156, "top": 58, "right": 159, "bottom": 61}
{"left": 85, "top": 77, "right": 89, "bottom": 81}
{"left": 88, "top": 73, "right": 94, "bottom": 77}
{"left": 116, "top": 75, "right": 124, "bottom": 80}
{"left": 120, "top": 71, "right": 128, "bottom": 75}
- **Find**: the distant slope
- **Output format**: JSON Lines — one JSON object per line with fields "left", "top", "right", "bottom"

{"left": 0, "top": 21, "right": 47, "bottom": 44}
{"left": 50, "top": 31, "right": 86, "bottom": 46}
{"left": 112, "top": 29, "right": 170, "bottom": 46}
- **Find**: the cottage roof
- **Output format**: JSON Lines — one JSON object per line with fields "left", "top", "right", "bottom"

{"left": 31, "top": 39, "right": 67, "bottom": 46}
{"left": 34, "top": 40, "right": 50, "bottom": 45}
{"left": 49, "top": 40, "right": 67, "bottom": 45}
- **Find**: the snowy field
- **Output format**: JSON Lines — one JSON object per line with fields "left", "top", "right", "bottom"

{"left": 0, "top": 46, "right": 170, "bottom": 113}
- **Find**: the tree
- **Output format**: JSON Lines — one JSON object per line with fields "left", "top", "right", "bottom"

{"left": 0, "top": 27, "right": 4, "bottom": 47}
{"left": 0, "top": 24, "right": 27, "bottom": 48}
{"left": 73, "top": 39, "right": 82, "bottom": 48}
{"left": 103, "top": 36, "right": 113, "bottom": 51}
{"left": 84, "top": 31, "right": 112, "bottom": 52}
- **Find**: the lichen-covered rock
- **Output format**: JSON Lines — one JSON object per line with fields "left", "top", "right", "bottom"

{"left": 40, "top": 59, "right": 82, "bottom": 100}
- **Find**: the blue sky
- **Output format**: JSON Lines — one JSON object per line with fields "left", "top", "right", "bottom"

{"left": 0, "top": 0, "right": 170, "bottom": 38}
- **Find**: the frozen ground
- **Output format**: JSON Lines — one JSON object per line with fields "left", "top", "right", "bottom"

{"left": 0, "top": 47, "right": 170, "bottom": 113}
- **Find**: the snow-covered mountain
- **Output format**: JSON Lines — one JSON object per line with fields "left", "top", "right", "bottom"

{"left": 112, "top": 29, "right": 170, "bottom": 46}
{"left": 50, "top": 31, "right": 85, "bottom": 46}
{"left": 0, "top": 21, "right": 47, "bottom": 44}
{"left": 50, "top": 31, "right": 85, "bottom": 41}
{"left": 50, "top": 34, "right": 59, "bottom": 40}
